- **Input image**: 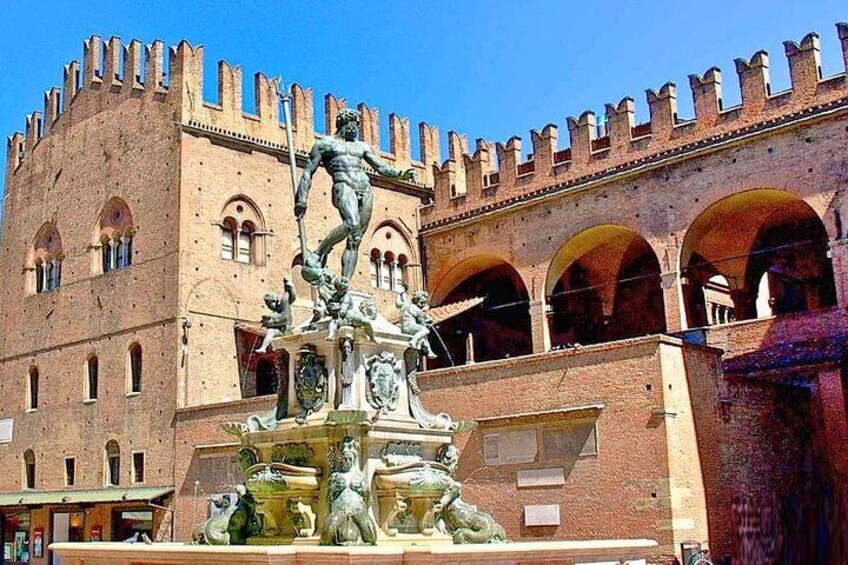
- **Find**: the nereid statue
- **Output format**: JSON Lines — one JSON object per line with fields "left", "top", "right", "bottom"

{"left": 295, "top": 108, "right": 415, "bottom": 280}
{"left": 321, "top": 437, "right": 377, "bottom": 545}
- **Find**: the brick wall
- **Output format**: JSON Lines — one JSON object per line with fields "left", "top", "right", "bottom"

{"left": 417, "top": 335, "right": 720, "bottom": 558}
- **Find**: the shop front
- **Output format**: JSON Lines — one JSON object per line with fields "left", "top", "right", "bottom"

{"left": 0, "top": 487, "right": 172, "bottom": 565}
{"left": 1, "top": 510, "right": 31, "bottom": 564}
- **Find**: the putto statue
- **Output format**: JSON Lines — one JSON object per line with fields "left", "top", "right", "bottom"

{"left": 396, "top": 286, "right": 437, "bottom": 359}
{"left": 321, "top": 437, "right": 377, "bottom": 546}
{"left": 295, "top": 108, "right": 416, "bottom": 280}
{"left": 256, "top": 277, "right": 297, "bottom": 354}
{"left": 325, "top": 276, "right": 380, "bottom": 342}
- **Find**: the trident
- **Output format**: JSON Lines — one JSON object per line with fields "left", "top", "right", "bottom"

{"left": 276, "top": 77, "right": 309, "bottom": 261}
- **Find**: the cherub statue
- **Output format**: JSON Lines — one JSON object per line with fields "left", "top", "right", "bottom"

{"left": 396, "top": 285, "right": 437, "bottom": 358}
{"left": 326, "top": 276, "right": 352, "bottom": 341}
{"left": 256, "top": 277, "right": 296, "bottom": 354}
{"left": 346, "top": 296, "right": 380, "bottom": 343}
{"left": 326, "top": 277, "right": 379, "bottom": 342}
{"left": 302, "top": 253, "right": 336, "bottom": 327}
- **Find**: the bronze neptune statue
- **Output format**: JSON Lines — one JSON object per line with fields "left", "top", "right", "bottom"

{"left": 295, "top": 108, "right": 415, "bottom": 280}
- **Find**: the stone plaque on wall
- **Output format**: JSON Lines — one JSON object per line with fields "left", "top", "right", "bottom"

{"left": 483, "top": 429, "right": 537, "bottom": 465}
{"left": 540, "top": 422, "right": 597, "bottom": 460}
{"left": 516, "top": 467, "right": 565, "bottom": 488}
{"left": 524, "top": 504, "right": 561, "bottom": 526}
{"left": 0, "top": 418, "right": 12, "bottom": 443}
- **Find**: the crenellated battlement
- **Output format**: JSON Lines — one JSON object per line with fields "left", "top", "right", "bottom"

{"left": 5, "top": 35, "right": 445, "bottom": 187}
{"left": 8, "top": 26, "right": 848, "bottom": 203}
{"left": 420, "top": 23, "right": 848, "bottom": 228}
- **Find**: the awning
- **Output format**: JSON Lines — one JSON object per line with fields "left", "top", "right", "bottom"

{"left": 0, "top": 486, "right": 174, "bottom": 507}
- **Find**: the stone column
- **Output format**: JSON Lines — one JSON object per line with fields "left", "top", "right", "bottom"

{"left": 528, "top": 299, "right": 550, "bottom": 354}
{"left": 829, "top": 239, "right": 848, "bottom": 309}
{"left": 817, "top": 367, "right": 848, "bottom": 478}
{"left": 729, "top": 289, "right": 757, "bottom": 321}
{"left": 661, "top": 272, "right": 684, "bottom": 333}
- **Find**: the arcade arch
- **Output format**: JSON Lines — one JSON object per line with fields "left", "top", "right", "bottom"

{"left": 430, "top": 256, "right": 532, "bottom": 368}
{"left": 680, "top": 189, "right": 835, "bottom": 328}
{"left": 545, "top": 225, "right": 666, "bottom": 348}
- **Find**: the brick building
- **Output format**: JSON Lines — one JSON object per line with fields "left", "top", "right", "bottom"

{"left": 2, "top": 24, "right": 848, "bottom": 565}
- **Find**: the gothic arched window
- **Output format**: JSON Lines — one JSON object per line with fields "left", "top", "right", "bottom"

{"left": 95, "top": 198, "right": 135, "bottom": 274}
{"left": 218, "top": 197, "right": 266, "bottom": 266}
{"left": 368, "top": 224, "right": 415, "bottom": 292}
{"left": 30, "top": 222, "right": 64, "bottom": 294}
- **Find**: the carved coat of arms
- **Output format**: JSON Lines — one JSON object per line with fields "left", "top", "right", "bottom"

{"left": 364, "top": 351, "right": 403, "bottom": 414}
{"left": 295, "top": 345, "right": 327, "bottom": 420}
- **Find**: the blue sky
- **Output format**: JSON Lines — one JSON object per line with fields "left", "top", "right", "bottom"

{"left": 0, "top": 0, "right": 846, "bottom": 190}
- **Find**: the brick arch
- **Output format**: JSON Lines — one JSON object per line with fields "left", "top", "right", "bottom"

{"left": 430, "top": 253, "right": 525, "bottom": 305}
{"left": 679, "top": 188, "right": 836, "bottom": 327}
{"left": 545, "top": 224, "right": 666, "bottom": 347}
{"left": 184, "top": 278, "right": 241, "bottom": 320}
{"left": 428, "top": 253, "right": 532, "bottom": 368}
{"left": 545, "top": 224, "right": 661, "bottom": 298}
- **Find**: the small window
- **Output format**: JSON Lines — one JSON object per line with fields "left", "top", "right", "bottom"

{"left": 369, "top": 249, "right": 381, "bottom": 288}
{"left": 116, "top": 236, "right": 126, "bottom": 267}
{"left": 24, "top": 450, "right": 35, "bottom": 490}
{"left": 65, "top": 458, "right": 76, "bottom": 487}
{"left": 220, "top": 221, "right": 235, "bottom": 260}
{"left": 381, "top": 251, "right": 394, "bottom": 289}
{"left": 128, "top": 343, "right": 142, "bottom": 394}
{"left": 102, "top": 237, "right": 112, "bottom": 273}
{"left": 27, "top": 367, "right": 39, "bottom": 410}
{"left": 125, "top": 235, "right": 134, "bottom": 267}
{"left": 237, "top": 222, "right": 255, "bottom": 264}
{"left": 132, "top": 452, "right": 145, "bottom": 484}
{"left": 86, "top": 356, "right": 99, "bottom": 401}
{"left": 35, "top": 261, "right": 45, "bottom": 293}
{"left": 106, "top": 441, "right": 120, "bottom": 486}
{"left": 394, "top": 255, "right": 409, "bottom": 291}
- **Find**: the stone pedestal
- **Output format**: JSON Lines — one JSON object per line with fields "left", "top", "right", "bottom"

{"left": 228, "top": 299, "right": 462, "bottom": 547}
